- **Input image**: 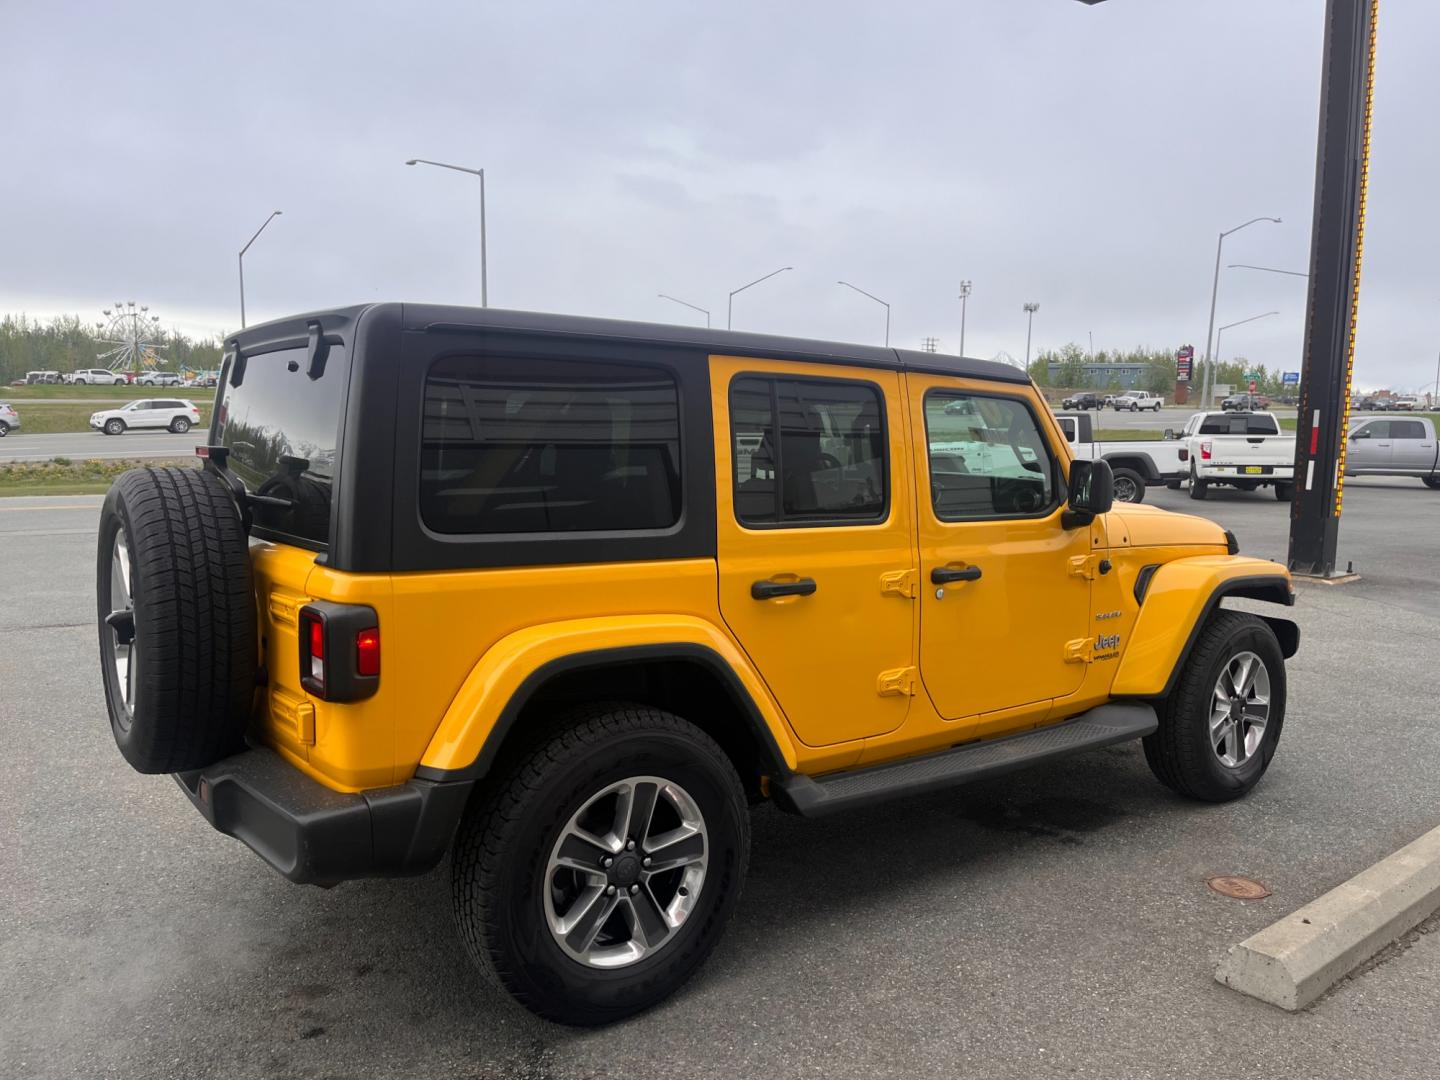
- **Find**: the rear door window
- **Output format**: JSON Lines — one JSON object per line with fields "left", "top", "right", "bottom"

{"left": 419, "top": 356, "right": 681, "bottom": 535}
{"left": 215, "top": 345, "right": 350, "bottom": 546}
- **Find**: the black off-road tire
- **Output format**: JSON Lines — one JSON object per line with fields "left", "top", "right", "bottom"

{"left": 1143, "top": 610, "right": 1286, "bottom": 802}
{"left": 452, "top": 704, "right": 749, "bottom": 1026}
{"left": 1111, "top": 467, "right": 1146, "bottom": 504}
{"left": 1422, "top": 476, "right": 1440, "bottom": 490}
{"left": 1188, "top": 467, "right": 1209, "bottom": 500}
{"left": 1274, "top": 481, "right": 1294, "bottom": 501}
{"left": 97, "top": 467, "right": 256, "bottom": 773}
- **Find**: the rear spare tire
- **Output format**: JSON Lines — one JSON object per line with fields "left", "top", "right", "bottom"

{"left": 97, "top": 466, "right": 256, "bottom": 773}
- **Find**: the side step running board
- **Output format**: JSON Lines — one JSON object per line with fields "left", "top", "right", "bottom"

{"left": 772, "top": 703, "right": 1157, "bottom": 818}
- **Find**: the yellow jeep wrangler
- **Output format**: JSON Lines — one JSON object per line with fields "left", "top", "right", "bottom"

{"left": 96, "top": 304, "right": 1297, "bottom": 1024}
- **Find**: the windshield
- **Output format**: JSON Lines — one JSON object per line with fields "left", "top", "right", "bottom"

{"left": 214, "top": 345, "right": 351, "bottom": 546}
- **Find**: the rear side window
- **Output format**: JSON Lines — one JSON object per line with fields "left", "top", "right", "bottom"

{"left": 1391, "top": 420, "right": 1426, "bottom": 439}
{"left": 216, "top": 344, "right": 350, "bottom": 547}
{"left": 729, "top": 376, "right": 887, "bottom": 526}
{"left": 420, "top": 356, "right": 681, "bottom": 535}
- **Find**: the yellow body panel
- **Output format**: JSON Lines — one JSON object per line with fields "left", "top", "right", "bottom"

{"left": 1111, "top": 554, "right": 1288, "bottom": 697}
{"left": 417, "top": 613, "right": 799, "bottom": 774}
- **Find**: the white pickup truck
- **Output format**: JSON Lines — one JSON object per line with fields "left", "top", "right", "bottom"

{"left": 1345, "top": 416, "right": 1440, "bottom": 488}
{"left": 1178, "top": 411, "right": 1296, "bottom": 500}
{"left": 1111, "top": 390, "right": 1164, "bottom": 412}
{"left": 1055, "top": 411, "right": 1186, "bottom": 503}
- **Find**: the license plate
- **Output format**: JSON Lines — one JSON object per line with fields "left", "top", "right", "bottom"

{"left": 1243, "top": 466, "right": 1264, "bottom": 474}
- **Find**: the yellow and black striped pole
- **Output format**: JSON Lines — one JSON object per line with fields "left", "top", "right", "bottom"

{"left": 1288, "top": 0, "right": 1379, "bottom": 577}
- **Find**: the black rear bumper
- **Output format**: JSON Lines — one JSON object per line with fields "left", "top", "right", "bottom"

{"left": 174, "top": 748, "right": 474, "bottom": 886}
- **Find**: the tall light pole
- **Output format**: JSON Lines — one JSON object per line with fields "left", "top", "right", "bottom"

{"left": 657, "top": 293, "right": 711, "bottom": 328}
{"left": 1023, "top": 302, "right": 1040, "bottom": 371}
{"left": 406, "top": 158, "right": 488, "bottom": 307}
{"left": 727, "top": 267, "right": 792, "bottom": 330}
{"left": 1200, "top": 216, "right": 1283, "bottom": 406}
{"left": 957, "top": 280, "right": 972, "bottom": 357}
{"left": 1212, "top": 310, "right": 1280, "bottom": 406}
{"left": 837, "top": 281, "right": 891, "bottom": 346}
{"left": 238, "top": 210, "right": 282, "bottom": 329}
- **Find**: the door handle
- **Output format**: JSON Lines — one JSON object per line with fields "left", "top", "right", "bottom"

{"left": 751, "top": 578, "right": 818, "bottom": 600}
{"left": 931, "top": 565, "right": 982, "bottom": 584}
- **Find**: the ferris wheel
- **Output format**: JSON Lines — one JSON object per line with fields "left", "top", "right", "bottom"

{"left": 94, "top": 301, "right": 166, "bottom": 373}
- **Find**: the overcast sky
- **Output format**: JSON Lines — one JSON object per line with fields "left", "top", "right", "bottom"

{"left": 5, "top": 0, "right": 1438, "bottom": 390}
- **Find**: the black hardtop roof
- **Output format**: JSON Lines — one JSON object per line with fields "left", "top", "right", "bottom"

{"left": 232, "top": 302, "right": 1031, "bottom": 386}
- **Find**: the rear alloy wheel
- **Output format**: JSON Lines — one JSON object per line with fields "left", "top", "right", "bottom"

{"left": 104, "top": 419, "right": 125, "bottom": 436}
{"left": 1111, "top": 467, "right": 1146, "bottom": 504}
{"left": 0, "top": 421, "right": 8, "bottom": 437}
{"left": 170, "top": 417, "right": 191, "bottom": 434}
{"left": 453, "top": 704, "right": 749, "bottom": 1025}
{"left": 1188, "top": 466, "right": 1208, "bottom": 500}
{"left": 1143, "top": 610, "right": 1286, "bottom": 802}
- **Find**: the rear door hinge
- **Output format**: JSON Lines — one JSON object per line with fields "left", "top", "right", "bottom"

{"left": 1064, "top": 637, "right": 1095, "bottom": 664}
{"left": 876, "top": 666, "right": 918, "bottom": 696}
{"left": 879, "top": 569, "right": 918, "bottom": 599}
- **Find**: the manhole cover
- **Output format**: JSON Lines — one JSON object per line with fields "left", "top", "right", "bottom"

{"left": 1207, "top": 876, "right": 1272, "bottom": 900}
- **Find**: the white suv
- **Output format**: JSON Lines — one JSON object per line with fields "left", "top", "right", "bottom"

{"left": 71, "top": 368, "right": 127, "bottom": 385}
{"left": 90, "top": 399, "right": 202, "bottom": 436}
{"left": 137, "top": 371, "right": 182, "bottom": 387}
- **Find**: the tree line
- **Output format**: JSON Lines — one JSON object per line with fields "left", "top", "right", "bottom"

{"left": 0, "top": 314, "right": 225, "bottom": 383}
{"left": 1028, "top": 342, "right": 1295, "bottom": 397}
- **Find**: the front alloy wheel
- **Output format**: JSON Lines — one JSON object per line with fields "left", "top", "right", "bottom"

{"left": 1209, "top": 651, "right": 1270, "bottom": 768}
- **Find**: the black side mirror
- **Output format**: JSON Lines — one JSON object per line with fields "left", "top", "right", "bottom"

{"left": 1064, "top": 459, "right": 1114, "bottom": 528}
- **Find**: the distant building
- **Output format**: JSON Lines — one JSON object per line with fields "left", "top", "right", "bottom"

{"left": 1046, "top": 361, "right": 1151, "bottom": 390}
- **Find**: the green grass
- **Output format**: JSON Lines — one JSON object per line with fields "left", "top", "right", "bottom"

{"left": 5, "top": 401, "right": 212, "bottom": 434}
{"left": 1, "top": 383, "right": 200, "bottom": 400}
{"left": 1277, "top": 412, "right": 1440, "bottom": 431}
{"left": 0, "top": 457, "right": 199, "bottom": 497}
{"left": 1091, "top": 428, "right": 1171, "bottom": 441}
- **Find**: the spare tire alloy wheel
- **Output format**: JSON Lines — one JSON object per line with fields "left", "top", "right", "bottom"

{"left": 546, "top": 776, "right": 707, "bottom": 969}
{"left": 97, "top": 467, "right": 256, "bottom": 774}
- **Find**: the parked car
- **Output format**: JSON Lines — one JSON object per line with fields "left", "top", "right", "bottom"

{"left": 24, "top": 370, "right": 63, "bottom": 385}
{"left": 1179, "top": 411, "right": 1296, "bottom": 500}
{"left": 94, "top": 303, "right": 1297, "bottom": 1025}
{"left": 89, "top": 398, "right": 202, "bottom": 435}
{"left": 70, "top": 367, "right": 127, "bottom": 385}
{"left": 1390, "top": 396, "right": 1420, "bottom": 411}
{"left": 1060, "top": 392, "right": 1104, "bottom": 410}
{"left": 1112, "top": 391, "right": 1164, "bottom": 412}
{"left": 1220, "top": 393, "right": 1270, "bottom": 411}
{"left": 1346, "top": 417, "right": 1440, "bottom": 489}
{"left": 0, "top": 402, "right": 19, "bottom": 436}
{"left": 137, "top": 371, "right": 182, "bottom": 387}
{"left": 1055, "top": 411, "right": 1185, "bottom": 503}
{"left": 1353, "top": 396, "right": 1379, "bottom": 411}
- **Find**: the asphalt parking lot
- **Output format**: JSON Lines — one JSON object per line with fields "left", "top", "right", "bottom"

{"left": 3, "top": 482, "right": 1439, "bottom": 1079}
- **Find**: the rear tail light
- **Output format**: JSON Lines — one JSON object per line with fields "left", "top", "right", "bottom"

{"left": 299, "top": 602, "right": 380, "bottom": 702}
{"left": 1200, "top": 441, "right": 1212, "bottom": 461}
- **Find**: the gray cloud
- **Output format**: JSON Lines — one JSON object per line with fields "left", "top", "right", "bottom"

{"left": 3, "top": 0, "right": 1436, "bottom": 391}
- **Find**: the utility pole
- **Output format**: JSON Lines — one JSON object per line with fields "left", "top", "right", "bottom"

{"left": 957, "top": 281, "right": 972, "bottom": 356}
{"left": 921, "top": 336, "right": 939, "bottom": 353}
{"left": 1287, "top": 0, "right": 1379, "bottom": 578}
{"left": 1023, "top": 302, "right": 1039, "bottom": 371}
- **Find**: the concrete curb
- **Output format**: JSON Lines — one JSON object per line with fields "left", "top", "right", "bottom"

{"left": 1215, "top": 823, "right": 1440, "bottom": 1010}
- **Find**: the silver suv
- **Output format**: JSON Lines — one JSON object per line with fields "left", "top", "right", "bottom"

{"left": 0, "top": 402, "right": 19, "bottom": 436}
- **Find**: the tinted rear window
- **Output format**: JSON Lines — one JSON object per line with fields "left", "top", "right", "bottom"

{"left": 419, "top": 355, "right": 681, "bottom": 535}
{"left": 1199, "top": 414, "right": 1279, "bottom": 435}
{"left": 215, "top": 345, "right": 350, "bottom": 546}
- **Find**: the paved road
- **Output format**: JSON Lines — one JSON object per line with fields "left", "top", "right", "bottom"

{"left": 0, "top": 430, "right": 197, "bottom": 463}
{"left": 3, "top": 489, "right": 1439, "bottom": 1079}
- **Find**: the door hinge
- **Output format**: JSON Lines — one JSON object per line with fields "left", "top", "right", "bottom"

{"left": 1064, "top": 637, "right": 1094, "bottom": 664}
{"left": 1068, "top": 555, "right": 1102, "bottom": 580}
{"left": 876, "top": 666, "right": 918, "bottom": 696}
{"left": 879, "top": 569, "right": 918, "bottom": 599}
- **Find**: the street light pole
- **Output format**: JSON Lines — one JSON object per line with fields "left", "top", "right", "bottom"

{"left": 406, "top": 158, "right": 488, "bottom": 306}
{"left": 1212, "top": 310, "right": 1280, "bottom": 405}
{"left": 837, "top": 281, "right": 891, "bottom": 346}
{"left": 957, "top": 280, "right": 972, "bottom": 357}
{"left": 657, "top": 293, "right": 711, "bottom": 328}
{"left": 727, "top": 267, "right": 792, "bottom": 330}
{"left": 238, "top": 210, "right": 282, "bottom": 329}
{"left": 1200, "top": 216, "right": 1283, "bottom": 408}
{"left": 1228, "top": 264, "right": 1311, "bottom": 279}
{"left": 1023, "top": 302, "right": 1039, "bottom": 370}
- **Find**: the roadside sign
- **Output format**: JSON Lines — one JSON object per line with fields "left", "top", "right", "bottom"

{"left": 1249, "top": 380, "right": 1258, "bottom": 393}
{"left": 1176, "top": 345, "right": 1193, "bottom": 383}
{"left": 1282, "top": 371, "right": 1300, "bottom": 385}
